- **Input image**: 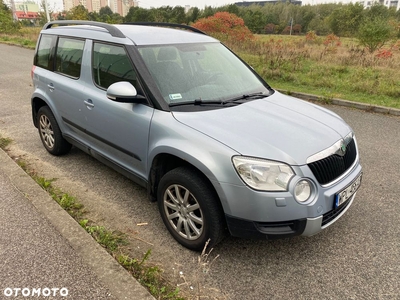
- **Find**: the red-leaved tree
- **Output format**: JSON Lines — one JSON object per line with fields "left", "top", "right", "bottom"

{"left": 192, "top": 12, "right": 254, "bottom": 42}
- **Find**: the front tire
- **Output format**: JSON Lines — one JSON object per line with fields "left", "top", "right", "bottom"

{"left": 157, "top": 167, "right": 225, "bottom": 251}
{"left": 37, "top": 106, "right": 71, "bottom": 156}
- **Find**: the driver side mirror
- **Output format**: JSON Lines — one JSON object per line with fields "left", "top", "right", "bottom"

{"left": 106, "top": 81, "right": 147, "bottom": 104}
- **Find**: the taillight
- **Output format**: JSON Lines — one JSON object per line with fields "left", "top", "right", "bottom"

{"left": 31, "top": 66, "right": 36, "bottom": 79}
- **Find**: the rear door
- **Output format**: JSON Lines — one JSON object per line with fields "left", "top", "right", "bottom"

{"left": 47, "top": 36, "right": 87, "bottom": 138}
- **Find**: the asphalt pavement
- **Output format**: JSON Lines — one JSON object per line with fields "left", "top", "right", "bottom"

{"left": 0, "top": 148, "right": 154, "bottom": 300}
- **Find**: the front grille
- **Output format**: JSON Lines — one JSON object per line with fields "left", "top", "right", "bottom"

{"left": 308, "top": 138, "right": 357, "bottom": 185}
{"left": 322, "top": 198, "right": 351, "bottom": 227}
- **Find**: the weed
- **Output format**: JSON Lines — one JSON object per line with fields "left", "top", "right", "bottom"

{"left": 34, "top": 176, "right": 55, "bottom": 191}
{"left": 0, "top": 136, "right": 12, "bottom": 149}
{"left": 320, "top": 95, "right": 333, "bottom": 105}
{"left": 13, "top": 157, "right": 186, "bottom": 300}
{"left": 83, "top": 223, "right": 127, "bottom": 252}
{"left": 118, "top": 250, "right": 183, "bottom": 300}
{"left": 16, "top": 159, "right": 27, "bottom": 171}
{"left": 240, "top": 35, "right": 400, "bottom": 109}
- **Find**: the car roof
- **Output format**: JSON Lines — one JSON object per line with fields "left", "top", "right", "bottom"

{"left": 115, "top": 25, "right": 218, "bottom": 46}
{"left": 41, "top": 21, "right": 218, "bottom": 46}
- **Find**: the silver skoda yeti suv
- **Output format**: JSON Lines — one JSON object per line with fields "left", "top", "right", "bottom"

{"left": 31, "top": 21, "right": 362, "bottom": 251}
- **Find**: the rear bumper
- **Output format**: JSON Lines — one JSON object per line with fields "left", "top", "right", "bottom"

{"left": 225, "top": 192, "right": 356, "bottom": 239}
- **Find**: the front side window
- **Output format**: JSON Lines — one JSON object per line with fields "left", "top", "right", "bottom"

{"left": 92, "top": 43, "right": 137, "bottom": 90}
{"left": 35, "top": 34, "right": 55, "bottom": 70}
{"left": 55, "top": 37, "right": 84, "bottom": 78}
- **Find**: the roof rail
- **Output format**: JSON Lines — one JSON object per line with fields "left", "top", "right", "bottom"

{"left": 42, "top": 21, "right": 126, "bottom": 38}
{"left": 122, "top": 22, "right": 207, "bottom": 35}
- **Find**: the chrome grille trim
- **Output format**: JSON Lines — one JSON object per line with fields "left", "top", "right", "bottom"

{"left": 308, "top": 137, "right": 358, "bottom": 187}
{"left": 307, "top": 132, "right": 354, "bottom": 164}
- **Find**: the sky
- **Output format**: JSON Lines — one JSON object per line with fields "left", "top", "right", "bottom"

{"left": 137, "top": 0, "right": 235, "bottom": 9}
{"left": 39, "top": 0, "right": 237, "bottom": 13}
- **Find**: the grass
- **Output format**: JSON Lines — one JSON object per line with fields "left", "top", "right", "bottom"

{"left": 118, "top": 251, "right": 182, "bottom": 299}
{"left": 0, "top": 27, "right": 40, "bottom": 49}
{"left": 230, "top": 34, "right": 400, "bottom": 109}
{"left": 0, "top": 136, "right": 12, "bottom": 149}
{"left": 3, "top": 27, "right": 398, "bottom": 109}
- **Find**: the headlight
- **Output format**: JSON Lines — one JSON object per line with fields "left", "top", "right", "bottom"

{"left": 232, "top": 156, "right": 294, "bottom": 191}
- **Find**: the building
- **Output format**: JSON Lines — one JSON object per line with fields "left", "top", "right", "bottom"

{"left": 63, "top": 0, "right": 137, "bottom": 16}
{"left": 12, "top": 1, "right": 39, "bottom": 22}
{"left": 235, "top": 0, "right": 302, "bottom": 6}
{"left": 360, "top": 0, "right": 400, "bottom": 10}
{"left": 15, "top": 10, "right": 39, "bottom": 20}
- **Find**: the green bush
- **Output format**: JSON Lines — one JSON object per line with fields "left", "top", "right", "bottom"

{"left": 357, "top": 17, "right": 394, "bottom": 53}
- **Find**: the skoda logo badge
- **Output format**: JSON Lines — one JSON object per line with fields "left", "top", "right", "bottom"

{"left": 340, "top": 142, "right": 347, "bottom": 156}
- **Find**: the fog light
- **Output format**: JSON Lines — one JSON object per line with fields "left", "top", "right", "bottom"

{"left": 295, "top": 180, "right": 312, "bottom": 202}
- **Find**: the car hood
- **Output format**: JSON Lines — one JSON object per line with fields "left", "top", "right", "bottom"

{"left": 172, "top": 91, "right": 352, "bottom": 165}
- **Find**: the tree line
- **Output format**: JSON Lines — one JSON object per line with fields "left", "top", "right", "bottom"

{"left": 1, "top": 0, "right": 400, "bottom": 40}
{"left": 63, "top": 2, "right": 400, "bottom": 38}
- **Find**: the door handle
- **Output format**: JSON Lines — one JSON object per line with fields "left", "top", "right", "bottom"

{"left": 84, "top": 99, "right": 95, "bottom": 109}
{"left": 47, "top": 83, "right": 54, "bottom": 92}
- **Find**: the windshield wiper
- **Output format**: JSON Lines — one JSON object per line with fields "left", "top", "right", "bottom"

{"left": 168, "top": 93, "right": 267, "bottom": 107}
{"left": 169, "top": 99, "right": 224, "bottom": 107}
{"left": 222, "top": 92, "right": 268, "bottom": 104}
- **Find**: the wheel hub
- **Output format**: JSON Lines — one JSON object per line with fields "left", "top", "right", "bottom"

{"left": 163, "top": 184, "right": 203, "bottom": 241}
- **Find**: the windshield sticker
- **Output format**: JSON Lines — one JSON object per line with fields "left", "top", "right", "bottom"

{"left": 169, "top": 93, "right": 182, "bottom": 101}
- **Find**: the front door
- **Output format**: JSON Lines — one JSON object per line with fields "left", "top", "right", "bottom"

{"left": 79, "top": 40, "right": 153, "bottom": 181}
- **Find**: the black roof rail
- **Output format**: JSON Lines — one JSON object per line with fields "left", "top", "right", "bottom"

{"left": 42, "top": 20, "right": 126, "bottom": 38}
{"left": 122, "top": 22, "right": 207, "bottom": 35}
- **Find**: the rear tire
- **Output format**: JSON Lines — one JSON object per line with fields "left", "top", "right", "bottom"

{"left": 37, "top": 106, "right": 72, "bottom": 156}
{"left": 157, "top": 167, "right": 225, "bottom": 251}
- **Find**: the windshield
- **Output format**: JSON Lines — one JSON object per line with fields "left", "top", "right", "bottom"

{"left": 138, "top": 43, "right": 271, "bottom": 106}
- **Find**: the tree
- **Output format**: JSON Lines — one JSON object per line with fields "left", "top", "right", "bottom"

{"left": 226, "top": 4, "right": 239, "bottom": 16}
{"left": 99, "top": 5, "right": 113, "bottom": 22}
{"left": 124, "top": 7, "right": 153, "bottom": 22}
{"left": 201, "top": 6, "right": 216, "bottom": 18}
{"left": 0, "top": 0, "right": 20, "bottom": 33}
{"left": 192, "top": 12, "right": 253, "bottom": 42}
{"left": 88, "top": 11, "right": 100, "bottom": 21}
{"left": 242, "top": 7, "right": 266, "bottom": 34}
{"left": 186, "top": 7, "right": 200, "bottom": 24}
{"left": 65, "top": 5, "right": 89, "bottom": 20}
{"left": 365, "top": 3, "right": 390, "bottom": 21}
{"left": 170, "top": 6, "right": 185, "bottom": 23}
{"left": 357, "top": 17, "right": 394, "bottom": 53}
{"left": 300, "top": 7, "right": 316, "bottom": 33}
{"left": 264, "top": 23, "right": 277, "bottom": 34}
{"left": 329, "top": 3, "right": 364, "bottom": 37}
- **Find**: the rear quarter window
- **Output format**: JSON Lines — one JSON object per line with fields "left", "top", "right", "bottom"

{"left": 55, "top": 37, "right": 85, "bottom": 78}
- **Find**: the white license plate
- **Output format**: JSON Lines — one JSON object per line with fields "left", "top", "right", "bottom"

{"left": 334, "top": 173, "right": 362, "bottom": 208}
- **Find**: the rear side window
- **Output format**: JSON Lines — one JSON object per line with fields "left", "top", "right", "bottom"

{"left": 55, "top": 37, "right": 85, "bottom": 78}
{"left": 92, "top": 42, "right": 137, "bottom": 89}
{"left": 35, "top": 34, "right": 56, "bottom": 70}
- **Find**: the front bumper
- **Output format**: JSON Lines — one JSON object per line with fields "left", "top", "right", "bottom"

{"left": 225, "top": 192, "right": 356, "bottom": 239}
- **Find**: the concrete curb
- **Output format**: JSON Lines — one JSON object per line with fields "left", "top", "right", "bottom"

{"left": 0, "top": 149, "right": 155, "bottom": 300}
{"left": 278, "top": 90, "right": 400, "bottom": 117}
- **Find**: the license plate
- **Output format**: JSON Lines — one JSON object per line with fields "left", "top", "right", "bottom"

{"left": 334, "top": 173, "right": 362, "bottom": 209}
